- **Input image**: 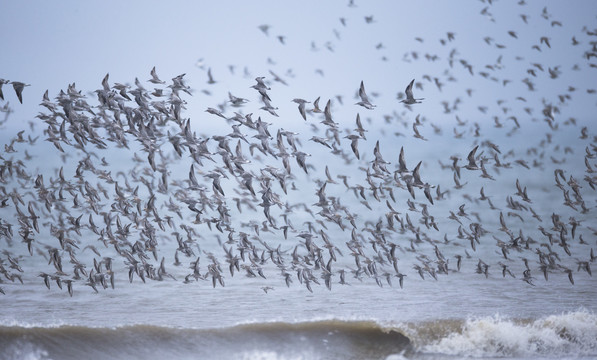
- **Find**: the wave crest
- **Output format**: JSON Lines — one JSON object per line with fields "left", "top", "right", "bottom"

{"left": 418, "top": 310, "right": 597, "bottom": 357}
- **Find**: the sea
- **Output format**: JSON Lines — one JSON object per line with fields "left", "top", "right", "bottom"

{"left": 1, "top": 274, "right": 595, "bottom": 360}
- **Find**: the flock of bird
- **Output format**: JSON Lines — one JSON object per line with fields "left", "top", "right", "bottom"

{"left": 0, "top": 1, "right": 596, "bottom": 297}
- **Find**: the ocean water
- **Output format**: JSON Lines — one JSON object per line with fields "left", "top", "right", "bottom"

{"left": 1, "top": 311, "right": 596, "bottom": 360}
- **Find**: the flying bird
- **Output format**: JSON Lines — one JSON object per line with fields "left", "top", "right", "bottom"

{"left": 0, "top": 78, "right": 9, "bottom": 100}
{"left": 292, "top": 98, "right": 310, "bottom": 120}
{"left": 400, "top": 79, "right": 424, "bottom": 105}
{"left": 11, "top": 81, "right": 30, "bottom": 104}
{"left": 355, "top": 81, "right": 376, "bottom": 109}
{"left": 148, "top": 66, "right": 165, "bottom": 84}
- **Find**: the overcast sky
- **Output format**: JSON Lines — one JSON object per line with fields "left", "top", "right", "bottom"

{"left": 1, "top": 0, "right": 596, "bottom": 164}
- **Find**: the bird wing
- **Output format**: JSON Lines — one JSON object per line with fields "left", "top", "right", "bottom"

{"left": 358, "top": 81, "right": 369, "bottom": 102}
{"left": 405, "top": 79, "right": 415, "bottom": 100}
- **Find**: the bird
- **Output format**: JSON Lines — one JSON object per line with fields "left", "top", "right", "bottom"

{"left": 354, "top": 113, "right": 368, "bottom": 139}
{"left": 400, "top": 79, "right": 423, "bottom": 105}
{"left": 344, "top": 135, "right": 361, "bottom": 159}
{"left": 292, "top": 98, "right": 310, "bottom": 120}
{"left": 258, "top": 24, "right": 270, "bottom": 36}
{"left": 464, "top": 145, "right": 480, "bottom": 170}
{"left": 0, "top": 78, "right": 9, "bottom": 100}
{"left": 11, "top": 81, "right": 30, "bottom": 103}
{"left": 207, "top": 68, "right": 217, "bottom": 84}
{"left": 355, "top": 81, "right": 376, "bottom": 109}
{"left": 148, "top": 66, "right": 165, "bottom": 84}
{"left": 312, "top": 96, "right": 323, "bottom": 113}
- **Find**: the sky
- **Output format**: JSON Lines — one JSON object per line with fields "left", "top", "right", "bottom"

{"left": 2, "top": 1, "right": 595, "bottom": 138}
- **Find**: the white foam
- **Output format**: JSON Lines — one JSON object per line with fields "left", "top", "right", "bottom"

{"left": 384, "top": 354, "right": 409, "bottom": 360}
{"left": 4, "top": 341, "right": 51, "bottom": 360}
{"left": 422, "top": 310, "right": 597, "bottom": 357}
{"left": 0, "top": 318, "right": 66, "bottom": 328}
{"left": 237, "top": 350, "right": 312, "bottom": 360}
{"left": 231, "top": 313, "right": 379, "bottom": 328}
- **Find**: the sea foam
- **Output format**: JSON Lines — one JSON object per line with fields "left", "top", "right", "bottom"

{"left": 421, "top": 310, "right": 597, "bottom": 358}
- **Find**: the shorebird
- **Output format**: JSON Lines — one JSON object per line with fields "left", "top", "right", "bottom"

{"left": 228, "top": 92, "right": 249, "bottom": 107}
{"left": 310, "top": 96, "right": 322, "bottom": 113}
{"left": 354, "top": 113, "right": 368, "bottom": 139}
{"left": 400, "top": 79, "right": 423, "bottom": 105}
{"left": 292, "top": 98, "right": 310, "bottom": 120}
{"left": 148, "top": 66, "right": 165, "bottom": 84}
{"left": 464, "top": 145, "right": 480, "bottom": 170}
{"left": 355, "top": 81, "right": 376, "bottom": 109}
{"left": 11, "top": 81, "right": 30, "bottom": 103}
{"left": 0, "top": 78, "right": 9, "bottom": 100}
{"left": 344, "top": 134, "right": 361, "bottom": 159}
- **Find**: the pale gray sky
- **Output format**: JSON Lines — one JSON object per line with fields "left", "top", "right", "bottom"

{"left": 2, "top": 1, "right": 595, "bottom": 138}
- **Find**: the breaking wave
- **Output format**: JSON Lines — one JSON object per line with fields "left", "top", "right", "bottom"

{"left": 412, "top": 309, "right": 597, "bottom": 358}
{"left": 0, "top": 310, "right": 595, "bottom": 360}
